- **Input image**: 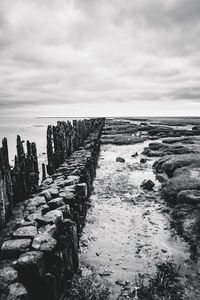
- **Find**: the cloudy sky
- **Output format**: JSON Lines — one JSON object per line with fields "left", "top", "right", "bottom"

{"left": 0, "top": 0, "right": 200, "bottom": 117}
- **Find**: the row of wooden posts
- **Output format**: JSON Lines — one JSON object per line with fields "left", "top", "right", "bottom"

{"left": 0, "top": 136, "right": 39, "bottom": 228}
{"left": 0, "top": 118, "right": 104, "bottom": 229}
{"left": 46, "top": 118, "right": 103, "bottom": 175}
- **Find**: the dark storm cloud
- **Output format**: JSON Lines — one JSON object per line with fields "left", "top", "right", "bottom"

{"left": 0, "top": 0, "right": 200, "bottom": 116}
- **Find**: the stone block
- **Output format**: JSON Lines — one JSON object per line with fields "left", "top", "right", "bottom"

{"left": 0, "top": 266, "right": 18, "bottom": 293}
{"left": 12, "top": 226, "right": 37, "bottom": 239}
{"left": 32, "top": 234, "right": 57, "bottom": 251}
{"left": 48, "top": 197, "right": 65, "bottom": 210}
{"left": 1, "top": 239, "right": 32, "bottom": 255}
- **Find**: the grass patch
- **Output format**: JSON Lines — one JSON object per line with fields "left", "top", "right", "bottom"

{"left": 127, "top": 261, "right": 183, "bottom": 300}
{"left": 63, "top": 273, "right": 110, "bottom": 300}
{"left": 63, "top": 261, "right": 183, "bottom": 300}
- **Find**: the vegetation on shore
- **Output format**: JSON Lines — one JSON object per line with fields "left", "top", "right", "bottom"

{"left": 64, "top": 261, "right": 183, "bottom": 300}
{"left": 127, "top": 261, "right": 183, "bottom": 300}
{"left": 63, "top": 272, "right": 110, "bottom": 300}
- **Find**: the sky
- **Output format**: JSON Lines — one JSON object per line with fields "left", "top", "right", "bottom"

{"left": 0, "top": 0, "right": 200, "bottom": 117}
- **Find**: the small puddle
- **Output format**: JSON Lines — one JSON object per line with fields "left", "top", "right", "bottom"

{"left": 80, "top": 141, "right": 198, "bottom": 298}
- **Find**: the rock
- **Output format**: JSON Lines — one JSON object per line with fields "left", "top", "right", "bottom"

{"left": 143, "top": 148, "right": 164, "bottom": 157}
{"left": 47, "top": 197, "right": 65, "bottom": 209}
{"left": 32, "top": 234, "right": 57, "bottom": 251}
{"left": 156, "top": 173, "right": 168, "bottom": 183}
{"left": 0, "top": 267, "right": 18, "bottom": 292}
{"left": 143, "top": 143, "right": 194, "bottom": 158}
{"left": 2, "top": 282, "right": 28, "bottom": 300}
{"left": 12, "top": 226, "right": 37, "bottom": 239}
{"left": 40, "top": 189, "right": 59, "bottom": 201}
{"left": 177, "top": 190, "right": 200, "bottom": 204}
{"left": 24, "top": 200, "right": 36, "bottom": 214}
{"left": 53, "top": 179, "right": 65, "bottom": 188}
{"left": 162, "top": 137, "right": 194, "bottom": 144}
{"left": 131, "top": 152, "right": 138, "bottom": 157}
{"left": 67, "top": 175, "right": 80, "bottom": 184}
{"left": 62, "top": 185, "right": 76, "bottom": 193}
{"left": 40, "top": 190, "right": 52, "bottom": 202}
{"left": 15, "top": 220, "right": 37, "bottom": 228}
{"left": 116, "top": 157, "right": 125, "bottom": 163}
{"left": 32, "top": 196, "right": 46, "bottom": 207}
{"left": 115, "top": 280, "right": 128, "bottom": 286}
{"left": 56, "top": 205, "right": 71, "bottom": 219}
{"left": 172, "top": 205, "right": 200, "bottom": 244}
{"left": 62, "top": 192, "right": 75, "bottom": 204}
{"left": 81, "top": 267, "right": 93, "bottom": 277}
{"left": 63, "top": 178, "right": 76, "bottom": 186}
{"left": 141, "top": 179, "right": 155, "bottom": 190}
{"left": 101, "top": 135, "right": 146, "bottom": 145}
{"left": 161, "top": 248, "right": 168, "bottom": 253}
{"left": 41, "top": 204, "right": 50, "bottom": 215}
{"left": 42, "top": 177, "right": 53, "bottom": 186}
{"left": 168, "top": 146, "right": 194, "bottom": 155}
{"left": 1, "top": 239, "right": 32, "bottom": 255}
{"left": 161, "top": 166, "right": 200, "bottom": 201}
{"left": 62, "top": 185, "right": 76, "bottom": 192}
{"left": 70, "top": 168, "right": 81, "bottom": 176}
{"left": 16, "top": 251, "right": 46, "bottom": 277}
{"left": 192, "top": 125, "right": 200, "bottom": 131}
{"left": 26, "top": 211, "right": 43, "bottom": 223}
{"left": 149, "top": 142, "right": 163, "bottom": 150}
{"left": 42, "top": 209, "right": 63, "bottom": 225}
{"left": 148, "top": 126, "right": 172, "bottom": 136}
{"left": 140, "top": 158, "right": 147, "bottom": 163}
{"left": 153, "top": 154, "right": 200, "bottom": 178}
{"left": 38, "top": 224, "right": 57, "bottom": 237}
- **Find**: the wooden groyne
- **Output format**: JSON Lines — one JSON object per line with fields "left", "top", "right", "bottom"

{"left": 0, "top": 136, "right": 39, "bottom": 229}
{"left": 46, "top": 119, "right": 103, "bottom": 175}
{"left": 0, "top": 118, "right": 105, "bottom": 300}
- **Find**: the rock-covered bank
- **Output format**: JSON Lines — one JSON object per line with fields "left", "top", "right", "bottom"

{"left": 0, "top": 118, "right": 105, "bottom": 300}
{"left": 76, "top": 118, "right": 200, "bottom": 299}
{"left": 141, "top": 123, "right": 200, "bottom": 257}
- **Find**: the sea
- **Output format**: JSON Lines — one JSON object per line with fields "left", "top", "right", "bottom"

{"left": 0, "top": 116, "right": 199, "bottom": 173}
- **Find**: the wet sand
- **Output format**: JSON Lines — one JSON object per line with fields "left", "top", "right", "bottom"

{"left": 80, "top": 141, "right": 199, "bottom": 299}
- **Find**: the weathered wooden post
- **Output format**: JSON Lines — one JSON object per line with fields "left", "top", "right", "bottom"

{"left": 42, "top": 163, "right": 46, "bottom": 182}
{"left": 47, "top": 125, "right": 54, "bottom": 175}
{"left": 16, "top": 135, "right": 27, "bottom": 200}
{"left": 0, "top": 138, "right": 14, "bottom": 228}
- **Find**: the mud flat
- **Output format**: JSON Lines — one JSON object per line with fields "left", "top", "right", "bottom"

{"left": 77, "top": 118, "right": 200, "bottom": 299}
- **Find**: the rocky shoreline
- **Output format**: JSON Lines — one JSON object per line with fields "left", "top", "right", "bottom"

{"left": 80, "top": 118, "right": 200, "bottom": 299}
{"left": 1, "top": 117, "right": 200, "bottom": 299}
{"left": 108, "top": 118, "right": 200, "bottom": 256}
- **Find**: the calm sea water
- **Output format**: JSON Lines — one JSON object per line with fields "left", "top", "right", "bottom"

{"left": 0, "top": 116, "right": 198, "bottom": 169}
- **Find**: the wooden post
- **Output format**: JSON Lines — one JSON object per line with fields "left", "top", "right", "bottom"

{"left": 42, "top": 163, "right": 46, "bottom": 182}
{"left": 0, "top": 138, "right": 14, "bottom": 228}
{"left": 47, "top": 125, "right": 54, "bottom": 175}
